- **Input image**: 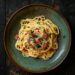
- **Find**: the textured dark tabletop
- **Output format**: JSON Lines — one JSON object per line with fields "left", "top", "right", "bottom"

{"left": 0, "top": 0, "right": 75, "bottom": 75}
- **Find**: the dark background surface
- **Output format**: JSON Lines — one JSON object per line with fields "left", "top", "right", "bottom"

{"left": 0, "top": 0, "right": 75, "bottom": 75}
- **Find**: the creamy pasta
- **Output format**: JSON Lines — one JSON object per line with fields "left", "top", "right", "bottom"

{"left": 15, "top": 15, "right": 59, "bottom": 60}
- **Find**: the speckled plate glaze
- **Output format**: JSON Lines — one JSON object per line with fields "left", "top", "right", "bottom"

{"left": 4, "top": 4, "right": 71, "bottom": 73}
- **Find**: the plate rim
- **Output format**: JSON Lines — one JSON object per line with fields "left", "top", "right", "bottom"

{"left": 4, "top": 4, "right": 71, "bottom": 73}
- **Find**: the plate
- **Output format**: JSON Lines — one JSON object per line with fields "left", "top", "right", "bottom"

{"left": 4, "top": 4, "right": 71, "bottom": 73}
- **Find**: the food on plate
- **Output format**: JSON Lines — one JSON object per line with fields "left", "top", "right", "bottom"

{"left": 15, "top": 15, "right": 59, "bottom": 60}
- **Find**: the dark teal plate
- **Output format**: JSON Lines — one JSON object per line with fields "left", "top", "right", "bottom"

{"left": 4, "top": 4, "right": 71, "bottom": 73}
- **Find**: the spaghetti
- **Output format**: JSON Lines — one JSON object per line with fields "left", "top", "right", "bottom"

{"left": 15, "top": 16, "right": 59, "bottom": 60}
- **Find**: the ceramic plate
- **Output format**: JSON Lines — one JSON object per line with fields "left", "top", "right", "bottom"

{"left": 4, "top": 4, "right": 71, "bottom": 73}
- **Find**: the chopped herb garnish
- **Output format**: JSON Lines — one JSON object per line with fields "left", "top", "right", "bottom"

{"left": 23, "top": 21, "right": 29, "bottom": 24}
{"left": 32, "top": 38, "right": 35, "bottom": 43}
{"left": 43, "top": 29, "right": 45, "bottom": 32}
{"left": 37, "top": 22, "right": 40, "bottom": 25}
{"left": 32, "top": 34, "right": 38, "bottom": 38}
{"left": 48, "top": 33, "right": 51, "bottom": 37}
{"left": 36, "top": 44, "right": 41, "bottom": 48}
